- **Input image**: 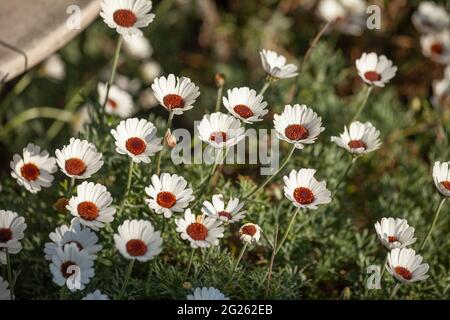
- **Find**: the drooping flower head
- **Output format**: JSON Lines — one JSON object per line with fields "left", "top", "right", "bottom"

{"left": 283, "top": 169, "right": 331, "bottom": 210}
{"left": 151, "top": 74, "right": 200, "bottom": 115}
{"left": 331, "top": 121, "right": 381, "bottom": 155}
{"left": 355, "top": 52, "right": 397, "bottom": 87}
{"left": 145, "top": 173, "right": 195, "bottom": 218}
{"left": 374, "top": 218, "right": 416, "bottom": 250}
{"left": 100, "top": 0, "right": 155, "bottom": 39}
{"left": 111, "top": 118, "right": 162, "bottom": 163}
{"left": 202, "top": 194, "right": 246, "bottom": 223}
{"left": 386, "top": 248, "right": 429, "bottom": 283}
{"left": 10, "top": 143, "right": 57, "bottom": 193}
{"left": 274, "top": 104, "right": 324, "bottom": 150}
{"left": 260, "top": 49, "right": 298, "bottom": 80}
{"left": 223, "top": 87, "right": 268, "bottom": 123}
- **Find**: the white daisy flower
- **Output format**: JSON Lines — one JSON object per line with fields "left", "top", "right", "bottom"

{"left": 197, "top": 112, "right": 245, "bottom": 149}
{"left": 412, "top": 1, "right": 450, "bottom": 34}
{"left": 0, "top": 210, "right": 26, "bottom": 264}
{"left": 55, "top": 138, "right": 104, "bottom": 180}
{"left": 260, "top": 49, "right": 298, "bottom": 80}
{"left": 111, "top": 118, "right": 162, "bottom": 163}
{"left": 98, "top": 82, "right": 135, "bottom": 118}
{"left": 283, "top": 169, "right": 331, "bottom": 210}
{"left": 100, "top": 0, "right": 155, "bottom": 39}
{"left": 239, "top": 223, "right": 262, "bottom": 244}
{"left": 187, "top": 287, "right": 229, "bottom": 300}
{"left": 67, "top": 181, "right": 116, "bottom": 231}
{"left": 42, "top": 54, "right": 66, "bottom": 80}
{"left": 44, "top": 223, "right": 102, "bottom": 261}
{"left": 273, "top": 104, "right": 324, "bottom": 150}
{"left": 175, "top": 209, "right": 224, "bottom": 248}
{"left": 123, "top": 35, "right": 153, "bottom": 60}
{"left": 140, "top": 60, "right": 162, "bottom": 83}
{"left": 50, "top": 243, "right": 94, "bottom": 291}
{"left": 331, "top": 121, "right": 381, "bottom": 155}
{"left": 151, "top": 74, "right": 200, "bottom": 115}
{"left": 386, "top": 248, "right": 429, "bottom": 283}
{"left": 432, "top": 76, "right": 450, "bottom": 108}
{"left": 201, "top": 194, "right": 246, "bottom": 223}
{"left": 223, "top": 87, "right": 268, "bottom": 123}
{"left": 421, "top": 30, "right": 450, "bottom": 65}
{"left": 432, "top": 161, "right": 450, "bottom": 197}
{"left": 355, "top": 52, "right": 397, "bottom": 87}
{"left": 10, "top": 143, "right": 57, "bottom": 194}
{"left": 374, "top": 218, "right": 416, "bottom": 250}
{"left": 114, "top": 219, "right": 163, "bottom": 262}
{"left": 317, "top": 0, "right": 366, "bottom": 36}
{"left": 144, "top": 173, "right": 195, "bottom": 218}
{"left": 0, "top": 276, "right": 11, "bottom": 300}
{"left": 83, "top": 289, "right": 110, "bottom": 300}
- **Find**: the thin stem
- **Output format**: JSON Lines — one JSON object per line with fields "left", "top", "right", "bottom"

{"left": 183, "top": 248, "right": 196, "bottom": 282}
{"left": 419, "top": 198, "right": 447, "bottom": 251}
{"left": 101, "top": 36, "right": 124, "bottom": 118}
{"left": 275, "top": 208, "right": 300, "bottom": 255}
{"left": 389, "top": 283, "right": 401, "bottom": 300}
{"left": 265, "top": 225, "right": 279, "bottom": 298}
{"left": 215, "top": 85, "right": 224, "bottom": 112}
{"left": 380, "top": 253, "right": 388, "bottom": 280}
{"left": 155, "top": 111, "right": 174, "bottom": 176}
{"left": 117, "top": 159, "right": 134, "bottom": 216}
{"left": 299, "top": 20, "right": 333, "bottom": 72}
{"left": 332, "top": 156, "right": 358, "bottom": 198}
{"left": 225, "top": 243, "right": 248, "bottom": 289}
{"left": 66, "top": 177, "right": 75, "bottom": 198}
{"left": 244, "top": 145, "right": 296, "bottom": 199}
{"left": 117, "top": 259, "right": 135, "bottom": 300}
{"left": 259, "top": 80, "right": 271, "bottom": 96}
{"left": 350, "top": 85, "right": 373, "bottom": 123}
{"left": 6, "top": 250, "right": 13, "bottom": 300}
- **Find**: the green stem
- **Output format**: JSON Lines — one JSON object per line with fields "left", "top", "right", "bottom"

{"left": 380, "top": 253, "right": 388, "bottom": 280}
{"left": 225, "top": 243, "right": 248, "bottom": 288}
{"left": 244, "top": 145, "right": 296, "bottom": 199}
{"left": 332, "top": 156, "right": 358, "bottom": 198}
{"left": 155, "top": 111, "right": 174, "bottom": 176}
{"left": 215, "top": 85, "right": 224, "bottom": 112}
{"left": 117, "top": 259, "right": 135, "bottom": 300}
{"left": 6, "top": 250, "right": 13, "bottom": 300}
{"left": 101, "top": 36, "right": 124, "bottom": 118}
{"left": 66, "top": 177, "right": 75, "bottom": 198}
{"left": 117, "top": 159, "right": 134, "bottom": 216}
{"left": 275, "top": 208, "right": 300, "bottom": 255}
{"left": 183, "top": 248, "right": 196, "bottom": 282}
{"left": 0, "top": 107, "right": 74, "bottom": 139}
{"left": 419, "top": 198, "right": 447, "bottom": 251}
{"left": 259, "top": 80, "right": 271, "bottom": 96}
{"left": 389, "top": 283, "right": 401, "bottom": 300}
{"left": 299, "top": 20, "right": 333, "bottom": 73}
{"left": 350, "top": 85, "right": 373, "bottom": 123}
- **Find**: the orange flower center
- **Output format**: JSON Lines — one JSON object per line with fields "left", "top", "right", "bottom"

{"left": 388, "top": 236, "right": 398, "bottom": 243}
{"left": 0, "top": 228, "right": 12, "bottom": 243}
{"left": 156, "top": 191, "right": 177, "bottom": 208}
{"left": 65, "top": 158, "right": 86, "bottom": 176}
{"left": 394, "top": 266, "right": 412, "bottom": 280}
{"left": 285, "top": 124, "right": 309, "bottom": 141}
{"left": 20, "top": 163, "right": 40, "bottom": 181}
{"left": 77, "top": 201, "right": 99, "bottom": 221}
{"left": 126, "top": 239, "right": 148, "bottom": 256}
{"left": 364, "top": 71, "right": 381, "bottom": 82}
{"left": 163, "top": 94, "right": 185, "bottom": 109}
{"left": 440, "top": 181, "right": 450, "bottom": 190}
{"left": 241, "top": 225, "right": 257, "bottom": 236}
{"left": 218, "top": 211, "right": 232, "bottom": 220}
{"left": 108, "top": 98, "right": 118, "bottom": 109}
{"left": 210, "top": 131, "right": 227, "bottom": 143}
{"left": 431, "top": 42, "right": 444, "bottom": 55}
{"left": 233, "top": 105, "right": 254, "bottom": 118}
{"left": 293, "top": 187, "right": 315, "bottom": 205}
{"left": 348, "top": 140, "right": 366, "bottom": 149}
{"left": 61, "top": 261, "right": 77, "bottom": 278}
{"left": 125, "top": 137, "right": 146, "bottom": 155}
{"left": 113, "top": 9, "right": 137, "bottom": 27}
{"left": 186, "top": 222, "right": 208, "bottom": 241}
